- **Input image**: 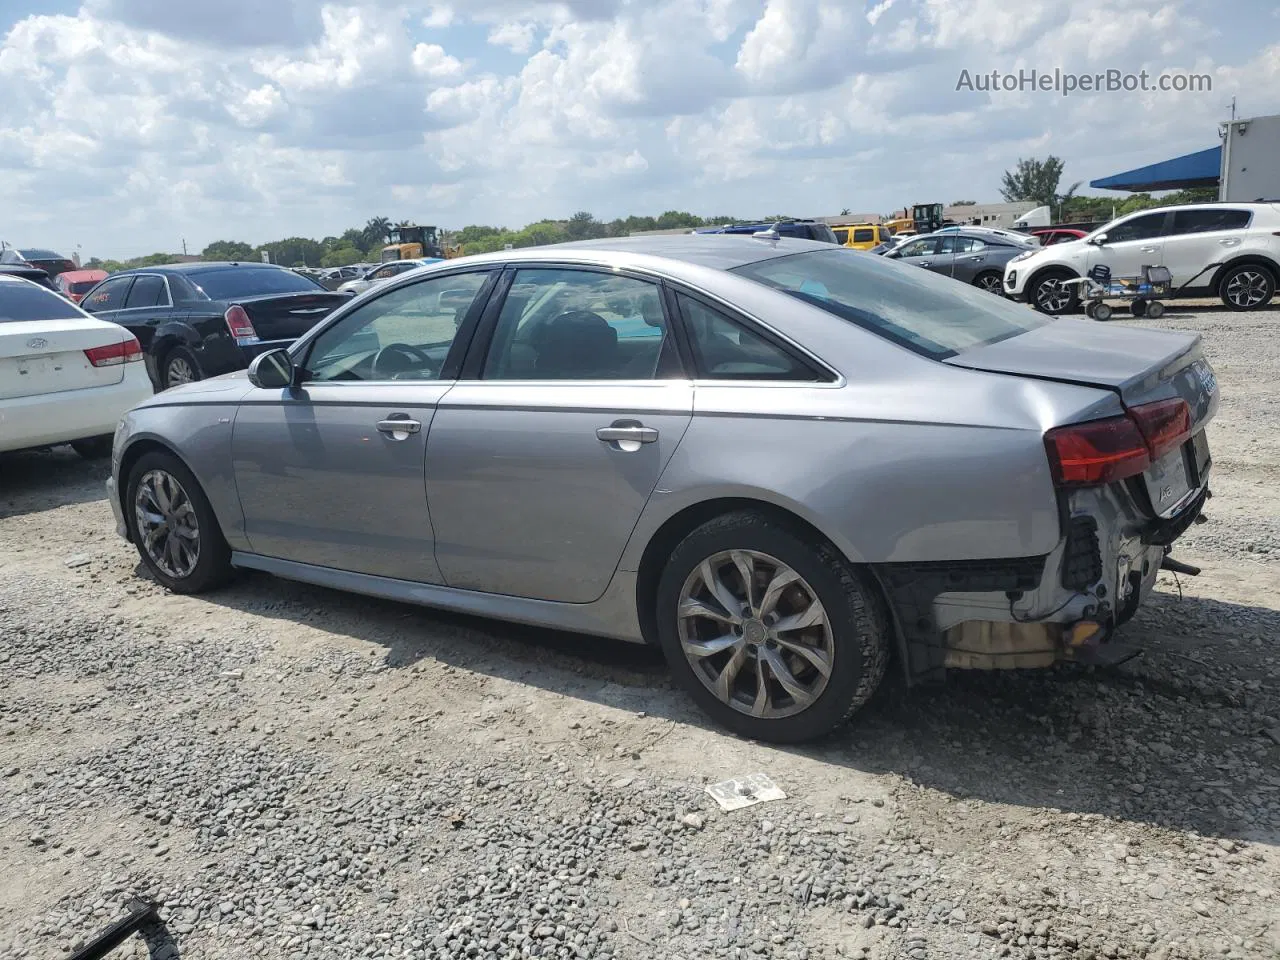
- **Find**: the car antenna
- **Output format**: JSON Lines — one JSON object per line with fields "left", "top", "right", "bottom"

{"left": 751, "top": 224, "right": 782, "bottom": 243}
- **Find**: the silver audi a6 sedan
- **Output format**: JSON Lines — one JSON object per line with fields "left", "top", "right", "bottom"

{"left": 107, "top": 236, "right": 1218, "bottom": 742}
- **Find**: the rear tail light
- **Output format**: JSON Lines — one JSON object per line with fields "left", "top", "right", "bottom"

{"left": 225, "top": 305, "right": 260, "bottom": 345}
{"left": 84, "top": 336, "right": 142, "bottom": 367}
{"left": 1045, "top": 398, "right": 1192, "bottom": 487}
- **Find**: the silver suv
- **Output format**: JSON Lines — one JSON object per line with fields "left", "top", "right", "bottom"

{"left": 1003, "top": 202, "right": 1280, "bottom": 313}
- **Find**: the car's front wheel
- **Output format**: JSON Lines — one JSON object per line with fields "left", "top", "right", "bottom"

{"left": 1219, "top": 264, "right": 1275, "bottom": 311}
{"left": 125, "top": 451, "right": 232, "bottom": 593}
{"left": 656, "top": 511, "right": 888, "bottom": 743}
{"left": 1031, "top": 269, "right": 1080, "bottom": 314}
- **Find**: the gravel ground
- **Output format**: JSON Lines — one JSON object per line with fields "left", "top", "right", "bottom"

{"left": 1, "top": 302, "right": 1278, "bottom": 960}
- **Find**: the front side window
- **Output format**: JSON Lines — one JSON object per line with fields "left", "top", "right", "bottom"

{"left": 482, "top": 268, "right": 678, "bottom": 381}
{"left": 677, "top": 294, "right": 822, "bottom": 382}
{"left": 1104, "top": 212, "right": 1167, "bottom": 243}
{"left": 897, "top": 238, "right": 937, "bottom": 258}
{"left": 82, "top": 276, "right": 133, "bottom": 311}
{"left": 1171, "top": 208, "right": 1252, "bottom": 234}
{"left": 732, "top": 248, "right": 1051, "bottom": 360}
{"left": 125, "top": 275, "right": 168, "bottom": 308}
{"left": 303, "top": 271, "right": 491, "bottom": 382}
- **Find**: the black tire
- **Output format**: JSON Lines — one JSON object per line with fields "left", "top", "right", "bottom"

{"left": 1030, "top": 269, "right": 1079, "bottom": 315}
{"left": 1130, "top": 299, "right": 1148, "bottom": 317}
{"left": 973, "top": 271, "right": 1004, "bottom": 295}
{"left": 125, "top": 450, "right": 233, "bottom": 594}
{"left": 161, "top": 346, "right": 202, "bottom": 390}
{"left": 1218, "top": 264, "right": 1275, "bottom": 311}
{"left": 655, "top": 511, "right": 889, "bottom": 743}
{"left": 70, "top": 435, "right": 113, "bottom": 459}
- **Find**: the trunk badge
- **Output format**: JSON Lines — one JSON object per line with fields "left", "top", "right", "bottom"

{"left": 26, "top": 337, "right": 48, "bottom": 349}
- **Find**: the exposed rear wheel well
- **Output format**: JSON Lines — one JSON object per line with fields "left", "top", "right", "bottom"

{"left": 1210, "top": 256, "right": 1279, "bottom": 292}
{"left": 634, "top": 497, "right": 861, "bottom": 646}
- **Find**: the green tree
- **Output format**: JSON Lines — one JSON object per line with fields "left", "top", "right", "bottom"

{"left": 201, "top": 240, "right": 255, "bottom": 261}
{"left": 999, "top": 156, "right": 1077, "bottom": 208}
{"left": 320, "top": 246, "right": 365, "bottom": 268}
{"left": 655, "top": 210, "right": 703, "bottom": 229}
{"left": 565, "top": 211, "right": 606, "bottom": 241}
{"left": 258, "top": 237, "right": 325, "bottom": 267}
{"left": 951, "top": 200, "right": 976, "bottom": 206}
{"left": 454, "top": 225, "right": 504, "bottom": 245}
{"left": 361, "top": 216, "right": 391, "bottom": 252}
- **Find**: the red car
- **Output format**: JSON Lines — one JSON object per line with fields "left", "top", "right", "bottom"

{"left": 1032, "top": 228, "right": 1088, "bottom": 246}
{"left": 56, "top": 268, "right": 109, "bottom": 303}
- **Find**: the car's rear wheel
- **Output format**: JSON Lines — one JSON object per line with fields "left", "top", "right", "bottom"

{"left": 125, "top": 451, "right": 232, "bottom": 594}
{"left": 973, "top": 271, "right": 1004, "bottom": 295}
{"left": 655, "top": 511, "right": 888, "bottom": 743}
{"left": 1031, "top": 269, "right": 1079, "bottom": 314}
{"left": 1218, "top": 264, "right": 1275, "bottom": 311}
{"left": 71, "top": 435, "right": 114, "bottom": 459}
{"left": 162, "top": 347, "right": 202, "bottom": 389}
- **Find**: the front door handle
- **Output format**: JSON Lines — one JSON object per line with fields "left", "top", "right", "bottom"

{"left": 918, "top": 260, "right": 931, "bottom": 267}
{"left": 596, "top": 423, "right": 658, "bottom": 450}
{"left": 968, "top": 255, "right": 985, "bottom": 261}
{"left": 1139, "top": 246, "right": 1159, "bottom": 253}
{"left": 1218, "top": 238, "right": 1241, "bottom": 246}
{"left": 376, "top": 417, "right": 422, "bottom": 437}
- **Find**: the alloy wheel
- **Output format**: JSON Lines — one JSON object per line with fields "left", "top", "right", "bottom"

{"left": 1035, "top": 277, "right": 1072, "bottom": 312}
{"left": 977, "top": 274, "right": 1004, "bottom": 294}
{"left": 134, "top": 469, "right": 201, "bottom": 579}
{"left": 1225, "top": 270, "right": 1269, "bottom": 308}
{"left": 167, "top": 356, "right": 196, "bottom": 387}
{"left": 677, "top": 549, "right": 834, "bottom": 719}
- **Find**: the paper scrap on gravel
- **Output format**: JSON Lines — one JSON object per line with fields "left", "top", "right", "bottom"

{"left": 706, "top": 773, "right": 786, "bottom": 811}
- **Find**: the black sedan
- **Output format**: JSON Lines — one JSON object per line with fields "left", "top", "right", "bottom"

{"left": 79, "top": 262, "right": 351, "bottom": 389}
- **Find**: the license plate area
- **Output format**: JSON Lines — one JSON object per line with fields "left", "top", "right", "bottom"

{"left": 1143, "top": 431, "right": 1209, "bottom": 519}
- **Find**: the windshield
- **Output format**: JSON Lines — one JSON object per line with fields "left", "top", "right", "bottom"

{"left": 0, "top": 280, "right": 85, "bottom": 322}
{"left": 187, "top": 266, "right": 325, "bottom": 300}
{"left": 68, "top": 280, "right": 99, "bottom": 294}
{"left": 731, "top": 249, "right": 1051, "bottom": 360}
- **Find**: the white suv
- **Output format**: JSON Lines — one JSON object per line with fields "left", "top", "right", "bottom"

{"left": 1003, "top": 202, "right": 1280, "bottom": 313}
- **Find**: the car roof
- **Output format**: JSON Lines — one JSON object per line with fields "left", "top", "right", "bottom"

{"left": 111, "top": 261, "right": 293, "bottom": 276}
{"left": 450, "top": 235, "right": 833, "bottom": 272}
{"left": 0, "top": 263, "right": 51, "bottom": 276}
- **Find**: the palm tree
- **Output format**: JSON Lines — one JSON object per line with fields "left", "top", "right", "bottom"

{"left": 362, "top": 216, "right": 392, "bottom": 251}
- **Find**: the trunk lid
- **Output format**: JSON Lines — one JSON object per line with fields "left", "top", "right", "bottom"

{"left": 944, "top": 318, "right": 1217, "bottom": 426}
{"left": 232, "top": 292, "right": 349, "bottom": 341}
{"left": 0, "top": 318, "right": 129, "bottom": 400}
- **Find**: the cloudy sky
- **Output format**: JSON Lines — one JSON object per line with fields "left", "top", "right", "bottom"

{"left": 2, "top": 0, "right": 1277, "bottom": 260}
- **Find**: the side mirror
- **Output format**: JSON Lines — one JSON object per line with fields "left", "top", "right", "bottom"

{"left": 1090, "top": 232, "right": 1108, "bottom": 245}
{"left": 247, "top": 348, "right": 296, "bottom": 389}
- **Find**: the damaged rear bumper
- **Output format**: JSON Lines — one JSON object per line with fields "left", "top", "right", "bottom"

{"left": 875, "top": 482, "right": 1209, "bottom": 681}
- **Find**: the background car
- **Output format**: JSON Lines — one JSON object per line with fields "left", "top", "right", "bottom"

{"left": 55, "top": 268, "right": 109, "bottom": 303}
{"left": 1032, "top": 227, "right": 1088, "bottom": 246}
{"left": 1, "top": 274, "right": 152, "bottom": 458}
{"left": 0, "top": 263, "right": 59, "bottom": 293}
{"left": 337, "top": 258, "right": 441, "bottom": 295}
{"left": 78, "top": 261, "right": 350, "bottom": 389}
{"left": 695, "top": 220, "right": 839, "bottom": 243}
{"left": 108, "top": 236, "right": 1215, "bottom": 744}
{"left": 319, "top": 264, "right": 371, "bottom": 290}
{"left": 1005, "top": 202, "right": 1280, "bottom": 313}
{"left": 833, "top": 224, "right": 892, "bottom": 250}
{"left": 885, "top": 228, "right": 1031, "bottom": 293}
{"left": 0, "top": 247, "right": 78, "bottom": 279}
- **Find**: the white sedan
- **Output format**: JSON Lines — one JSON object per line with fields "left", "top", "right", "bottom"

{"left": 337, "top": 258, "right": 442, "bottom": 296}
{"left": 1, "top": 274, "right": 153, "bottom": 457}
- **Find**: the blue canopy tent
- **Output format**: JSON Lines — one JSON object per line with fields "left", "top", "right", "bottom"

{"left": 1089, "top": 146, "right": 1221, "bottom": 192}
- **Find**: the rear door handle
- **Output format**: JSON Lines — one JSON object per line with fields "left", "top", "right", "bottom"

{"left": 596, "top": 424, "right": 658, "bottom": 445}
{"left": 918, "top": 260, "right": 931, "bottom": 267}
{"left": 1218, "top": 238, "right": 1241, "bottom": 246}
{"left": 376, "top": 417, "right": 421, "bottom": 437}
{"left": 968, "top": 255, "right": 985, "bottom": 261}
{"left": 1139, "top": 246, "right": 1160, "bottom": 253}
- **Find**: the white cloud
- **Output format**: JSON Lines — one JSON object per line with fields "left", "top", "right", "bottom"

{"left": 488, "top": 21, "right": 537, "bottom": 53}
{"left": 0, "top": 0, "right": 1277, "bottom": 259}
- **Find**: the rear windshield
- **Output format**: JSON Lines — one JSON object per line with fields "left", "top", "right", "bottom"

{"left": 731, "top": 249, "right": 1051, "bottom": 360}
{"left": 68, "top": 280, "right": 99, "bottom": 294}
{"left": 187, "top": 267, "right": 324, "bottom": 300}
{"left": 0, "top": 280, "right": 84, "bottom": 322}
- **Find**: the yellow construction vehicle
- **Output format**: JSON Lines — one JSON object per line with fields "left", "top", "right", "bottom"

{"left": 380, "top": 224, "right": 444, "bottom": 262}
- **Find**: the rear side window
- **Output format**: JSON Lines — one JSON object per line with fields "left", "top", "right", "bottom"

{"left": 676, "top": 293, "right": 823, "bottom": 382}
{"left": 0, "top": 280, "right": 85, "bottom": 322}
{"left": 732, "top": 248, "right": 1051, "bottom": 360}
{"left": 188, "top": 267, "right": 324, "bottom": 300}
{"left": 125, "top": 275, "right": 168, "bottom": 308}
{"left": 82, "top": 276, "right": 133, "bottom": 311}
{"left": 833, "top": 228, "right": 849, "bottom": 244}
{"left": 1171, "top": 208, "right": 1252, "bottom": 234}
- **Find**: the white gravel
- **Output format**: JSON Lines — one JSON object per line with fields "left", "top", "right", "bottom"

{"left": 1, "top": 301, "right": 1278, "bottom": 960}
